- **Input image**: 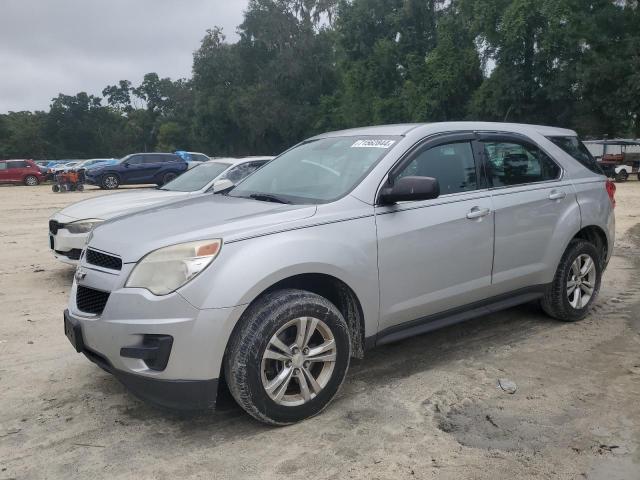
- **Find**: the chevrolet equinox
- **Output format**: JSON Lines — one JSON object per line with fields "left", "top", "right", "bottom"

{"left": 63, "top": 122, "right": 615, "bottom": 425}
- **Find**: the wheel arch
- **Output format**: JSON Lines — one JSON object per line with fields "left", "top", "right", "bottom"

{"left": 572, "top": 225, "right": 608, "bottom": 265}
{"left": 230, "top": 273, "right": 366, "bottom": 361}
{"left": 101, "top": 170, "right": 121, "bottom": 180}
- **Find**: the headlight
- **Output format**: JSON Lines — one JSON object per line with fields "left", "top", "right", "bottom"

{"left": 125, "top": 239, "right": 222, "bottom": 295}
{"left": 66, "top": 219, "right": 104, "bottom": 234}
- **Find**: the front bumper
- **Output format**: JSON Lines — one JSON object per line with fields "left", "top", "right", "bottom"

{"left": 50, "top": 228, "right": 88, "bottom": 265}
{"left": 65, "top": 310, "right": 218, "bottom": 409}
{"left": 65, "top": 270, "right": 247, "bottom": 410}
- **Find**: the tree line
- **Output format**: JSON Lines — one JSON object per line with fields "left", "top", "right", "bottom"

{"left": 1, "top": 0, "right": 639, "bottom": 160}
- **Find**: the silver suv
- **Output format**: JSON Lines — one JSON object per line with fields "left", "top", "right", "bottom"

{"left": 63, "top": 122, "right": 615, "bottom": 425}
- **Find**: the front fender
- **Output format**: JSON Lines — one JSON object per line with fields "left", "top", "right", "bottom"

{"left": 178, "top": 216, "right": 380, "bottom": 337}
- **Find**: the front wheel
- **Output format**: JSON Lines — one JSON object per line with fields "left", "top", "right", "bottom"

{"left": 541, "top": 240, "right": 602, "bottom": 322}
{"left": 224, "top": 289, "right": 351, "bottom": 425}
{"left": 24, "top": 175, "right": 39, "bottom": 186}
{"left": 101, "top": 174, "right": 120, "bottom": 190}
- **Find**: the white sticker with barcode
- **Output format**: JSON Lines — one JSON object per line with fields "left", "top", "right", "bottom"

{"left": 351, "top": 139, "right": 396, "bottom": 149}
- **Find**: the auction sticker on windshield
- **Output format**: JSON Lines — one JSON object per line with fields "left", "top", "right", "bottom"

{"left": 351, "top": 139, "right": 396, "bottom": 149}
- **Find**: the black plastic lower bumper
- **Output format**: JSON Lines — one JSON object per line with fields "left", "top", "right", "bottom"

{"left": 83, "top": 347, "right": 219, "bottom": 410}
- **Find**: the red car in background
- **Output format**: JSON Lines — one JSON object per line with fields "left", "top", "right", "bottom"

{"left": 0, "top": 159, "right": 44, "bottom": 186}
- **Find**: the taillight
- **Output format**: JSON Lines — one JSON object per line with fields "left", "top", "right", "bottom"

{"left": 605, "top": 179, "right": 616, "bottom": 208}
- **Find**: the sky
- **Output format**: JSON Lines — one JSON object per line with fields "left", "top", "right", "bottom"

{"left": 0, "top": 0, "right": 249, "bottom": 113}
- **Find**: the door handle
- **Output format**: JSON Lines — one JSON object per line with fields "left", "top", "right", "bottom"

{"left": 466, "top": 207, "right": 491, "bottom": 219}
{"left": 548, "top": 190, "right": 566, "bottom": 201}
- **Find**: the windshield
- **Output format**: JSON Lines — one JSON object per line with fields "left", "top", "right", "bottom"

{"left": 229, "top": 136, "right": 400, "bottom": 204}
{"left": 161, "top": 162, "right": 231, "bottom": 192}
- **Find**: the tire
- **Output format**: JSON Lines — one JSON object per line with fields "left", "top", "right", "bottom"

{"left": 162, "top": 172, "right": 178, "bottom": 185}
{"left": 24, "top": 175, "right": 39, "bottom": 186}
{"left": 224, "top": 289, "right": 351, "bottom": 425}
{"left": 52, "top": 184, "right": 60, "bottom": 192}
{"left": 615, "top": 170, "right": 628, "bottom": 182}
{"left": 76, "top": 184, "right": 84, "bottom": 192}
{"left": 101, "top": 174, "right": 120, "bottom": 190}
{"left": 541, "top": 240, "right": 602, "bottom": 322}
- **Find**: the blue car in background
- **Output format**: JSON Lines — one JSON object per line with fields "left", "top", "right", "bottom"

{"left": 85, "top": 153, "right": 188, "bottom": 189}
{"left": 72, "top": 158, "right": 117, "bottom": 173}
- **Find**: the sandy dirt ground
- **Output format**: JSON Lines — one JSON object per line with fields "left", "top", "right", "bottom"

{"left": 0, "top": 182, "right": 639, "bottom": 480}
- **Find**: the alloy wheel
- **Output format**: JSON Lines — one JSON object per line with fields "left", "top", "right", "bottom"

{"left": 104, "top": 176, "right": 118, "bottom": 189}
{"left": 261, "top": 317, "right": 337, "bottom": 407}
{"left": 567, "top": 253, "right": 597, "bottom": 309}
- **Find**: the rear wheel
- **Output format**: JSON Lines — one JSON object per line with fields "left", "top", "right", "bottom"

{"left": 541, "top": 240, "right": 602, "bottom": 322}
{"left": 615, "top": 170, "right": 628, "bottom": 182}
{"left": 52, "top": 184, "right": 60, "bottom": 192}
{"left": 24, "top": 175, "right": 39, "bottom": 186}
{"left": 224, "top": 289, "right": 351, "bottom": 425}
{"left": 101, "top": 174, "right": 120, "bottom": 190}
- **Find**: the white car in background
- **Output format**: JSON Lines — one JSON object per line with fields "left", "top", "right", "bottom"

{"left": 49, "top": 156, "right": 273, "bottom": 264}
{"left": 50, "top": 161, "right": 83, "bottom": 173}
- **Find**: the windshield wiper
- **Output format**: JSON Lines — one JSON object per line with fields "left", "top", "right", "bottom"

{"left": 248, "top": 193, "right": 291, "bottom": 204}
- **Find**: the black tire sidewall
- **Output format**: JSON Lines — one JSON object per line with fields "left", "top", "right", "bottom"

{"left": 558, "top": 242, "right": 602, "bottom": 320}
{"left": 228, "top": 290, "right": 351, "bottom": 425}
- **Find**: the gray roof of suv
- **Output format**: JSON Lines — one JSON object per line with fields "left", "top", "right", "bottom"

{"left": 311, "top": 122, "right": 577, "bottom": 139}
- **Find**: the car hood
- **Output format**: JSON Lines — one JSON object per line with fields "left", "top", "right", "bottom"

{"left": 53, "top": 189, "right": 190, "bottom": 222}
{"left": 89, "top": 195, "right": 318, "bottom": 263}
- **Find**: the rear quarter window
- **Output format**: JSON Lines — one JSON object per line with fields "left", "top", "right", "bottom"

{"left": 547, "top": 136, "right": 603, "bottom": 175}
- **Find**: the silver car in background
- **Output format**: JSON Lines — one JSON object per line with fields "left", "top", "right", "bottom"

{"left": 64, "top": 122, "right": 615, "bottom": 425}
{"left": 49, "top": 157, "right": 272, "bottom": 264}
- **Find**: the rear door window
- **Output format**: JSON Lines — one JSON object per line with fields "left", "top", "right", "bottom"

{"left": 482, "top": 141, "right": 561, "bottom": 187}
{"left": 127, "top": 155, "right": 144, "bottom": 165}
{"left": 547, "top": 136, "right": 603, "bottom": 175}
{"left": 8, "top": 161, "right": 28, "bottom": 169}
{"left": 142, "top": 155, "right": 160, "bottom": 164}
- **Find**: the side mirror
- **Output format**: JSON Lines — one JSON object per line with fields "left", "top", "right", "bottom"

{"left": 212, "top": 179, "right": 234, "bottom": 193}
{"left": 379, "top": 176, "right": 440, "bottom": 204}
